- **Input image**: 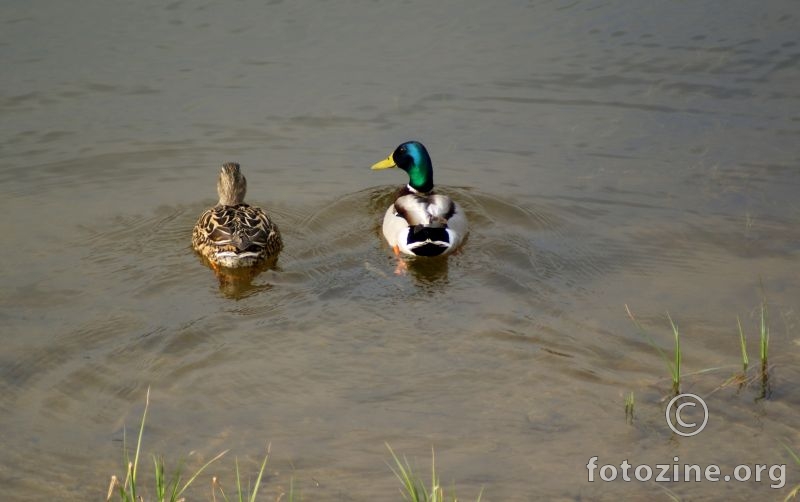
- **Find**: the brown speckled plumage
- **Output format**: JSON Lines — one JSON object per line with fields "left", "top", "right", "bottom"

{"left": 192, "top": 162, "right": 282, "bottom": 269}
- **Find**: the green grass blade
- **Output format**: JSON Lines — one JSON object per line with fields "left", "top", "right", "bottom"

{"left": 133, "top": 387, "right": 149, "bottom": 482}
{"left": 153, "top": 455, "right": 165, "bottom": 500}
{"left": 625, "top": 391, "right": 635, "bottom": 424}
{"left": 235, "top": 457, "right": 244, "bottom": 502}
{"left": 118, "top": 427, "right": 131, "bottom": 501}
{"left": 387, "top": 443, "right": 423, "bottom": 501}
{"left": 287, "top": 477, "right": 295, "bottom": 502}
{"left": 781, "top": 442, "right": 800, "bottom": 502}
{"left": 783, "top": 443, "right": 800, "bottom": 466}
{"left": 167, "top": 458, "right": 186, "bottom": 502}
{"left": 736, "top": 316, "right": 749, "bottom": 372}
{"left": 386, "top": 443, "right": 481, "bottom": 502}
{"left": 128, "top": 386, "right": 150, "bottom": 501}
{"left": 759, "top": 302, "right": 770, "bottom": 364}
{"left": 430, "top": 447, "right": 438, "bottom": 502}
{"left": 175, "top": 449, "right": 228, "bottom": 499}
{"left": 626, "top": 305, "right": 672, "bottom": 368}
{"left": 247, "top": 444, "right": 270, "bottom": 502}
{"left": 626, "top": 306, "right": 682, "bottom": 395}
{"left": 667, "top": 312, "right": 681, "bottom": 394}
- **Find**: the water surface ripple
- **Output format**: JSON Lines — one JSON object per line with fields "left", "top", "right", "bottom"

{"left": 1, "top": 1, "right": 799, "bottom": 500}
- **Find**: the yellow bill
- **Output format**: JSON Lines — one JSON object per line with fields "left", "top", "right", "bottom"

{"left": 371, "top": 155, "right": 396, "bottom": 170}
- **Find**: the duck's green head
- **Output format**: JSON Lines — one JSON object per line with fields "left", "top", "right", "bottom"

{"left": 371, "top": 141, "right": 434, "bottom": 193}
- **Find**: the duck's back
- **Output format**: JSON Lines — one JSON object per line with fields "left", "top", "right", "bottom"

{"left": 192, "top": 204, "right": 282, "bottom": 268}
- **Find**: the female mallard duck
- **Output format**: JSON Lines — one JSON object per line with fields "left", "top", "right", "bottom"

{"left": 371, "top": 141, "right": 467, "bottom": 257}
{"left": 192, "top": 162, "right": 282, "bottom": 269}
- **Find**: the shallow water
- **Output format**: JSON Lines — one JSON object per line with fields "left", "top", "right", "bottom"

{"left": 2, "top": 1, "right": 800, "bottom": 500}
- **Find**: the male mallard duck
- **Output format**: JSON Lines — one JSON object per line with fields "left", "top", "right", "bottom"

{"left": 371, "top": 141, "right": 468, "bottom": 257}
{"left": 192, "top": 162, "right": 282, "bottom": 269}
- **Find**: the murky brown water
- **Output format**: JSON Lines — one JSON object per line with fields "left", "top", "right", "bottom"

{"left": 2, "top": 1, "right": 800, "bottom": 500}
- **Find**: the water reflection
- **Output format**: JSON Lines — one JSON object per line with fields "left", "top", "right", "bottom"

{"left": 398, "top": 254, "right": 450, "bottom": 286}
{"left": 200, "top": 257, "right": 277, "bottom": 300}
{"left": 4, "top": 1, "right": 800, "bottom": 498}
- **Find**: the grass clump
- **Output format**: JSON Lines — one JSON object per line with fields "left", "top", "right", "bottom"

{"left": 107, "top": 387, "right": 227, "bottom": 502}
{"left": 759, "top": 301, "right": 770, "bottom": 371}
{"left": 624, "top": 391, "right": 635, "bottom": 425}
{"left": 108, "top": 390, "right": 488, "bottom": 502}
{"left": 721, "top": 316, "right": 753, "bottom": 391}
{"left": 211, "top": 448, "right": 276, "bottom": 502}
{"left": 625, "top": 305, "right": 682, "bottom": 396}
{"left": 668, "top": 314, "right": 681, "bottom": 395}
{"left": 783, "top": 443, "right": 800, "bottom": 501}
{"left": 757, "top": 301, "right": 772, "bottom": 399}
{"left": 724, "top": 301, "right": 772, "bottom": 398}
{"left": 107, "top": 388, "right": 286, "bottom": 502}
{"left": 386, "top": 444, "right": 482, "bottom": 502}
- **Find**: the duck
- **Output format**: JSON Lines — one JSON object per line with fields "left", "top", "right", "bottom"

{"left": 371, "top": 141, "right": 468, "bottom": 257}
{"left": 192, "top": 162, "right": 282, "bottom": 269}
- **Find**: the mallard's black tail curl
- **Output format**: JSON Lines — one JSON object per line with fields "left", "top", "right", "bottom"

{"left": 407, "top": 224, "right": 450, "bottom": 256}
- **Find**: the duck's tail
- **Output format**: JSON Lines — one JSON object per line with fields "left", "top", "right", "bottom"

{"left": 406, "top": 224, "right": 450, "bottom": 257}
